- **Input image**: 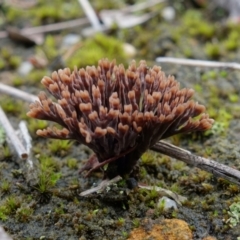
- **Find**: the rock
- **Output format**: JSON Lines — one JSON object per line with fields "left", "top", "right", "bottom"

{"left": 202, "top": 236, "right": 218, "bottom": 240}
{"left": 123, "top": 43, "right": 137, "bottom": 58}
{"left": 128, "top": 219, "right": 193, "bottom": 240}
{"left": 161, "top": 6, "right": 176, "bottom": 21}
{"left": 62, "top": 34, "right": 81, "bottom": 47}
{"left": 18, "top": 61, "right": 33, "bottom": 76}
{"left": 157, "top": 196, "right": 178, "bottom": 211}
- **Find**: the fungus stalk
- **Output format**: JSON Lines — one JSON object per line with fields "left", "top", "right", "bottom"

{"left": 27, "top": 59, "right": 214, "bottom": 179}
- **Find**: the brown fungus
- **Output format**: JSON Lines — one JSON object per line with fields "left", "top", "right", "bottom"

{"left": 27, "top": 59, "right": 214, "bottom": 179}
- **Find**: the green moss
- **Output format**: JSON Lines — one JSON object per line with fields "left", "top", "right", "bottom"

{"left": 204, "top": 42, "right": 221, "bottom": 59}
{"left": 0, "top": 58, "right": 5, "bottom": 70}
{"left": 16, "top": 205, "right": 33, "bottom": 222}
{"left": 227, "top": 201, "right": 240, "bottom": 228}
{"left": 0, "top": 179, "right": 11, "bottom": 193}
{"left": 9, "top": 56, "right": 21, "bottom": 69}
{"left": 228, "top": 94, "right": 239, "bottom": 103}
{"left": 219, "top": 70, "right": 228, "bottom": 78}
{"left": 0, "top": 48, "right": 21, "bottom": 69}
{"left": 37, "top": 170, "right": 61, "bottom": 194}
{"left": 0, "top": 97, "right": 23, "bottom": 115}
{"left": 0, "top": 206, "right": 8, "bottom": 221}
{"left": 36, "top": 155, "right": 61, "bottom": 196}
{"left": 28, "top": 0, "right": 83, "bottom": 25}
{"left": 223, "top": 30, "right": 240, "bottom": 51}
{"left": 47, "top": 139, "right": 73, "bottom": 156}
{"left": 38, "top": 155, "right": 60, "bottom": 172}
{"left": 4, "top": 195, "right": 21, "bottom": 215}
{"left": 27, "top": 119, "right": 48, "bottom": 136}
{"left": 2, "top": 145, "right": 12, "bottom": 159}
{"left": 67, "top": 158, "right": 78, "bottom": 169}
{"left": 0, "top": 125, "right": 5, "bottom": 145}
{"left": 182, "top": 10, "right": 215, "bottom": 39}
{"left": 42, "top": 35, "right": 59, "bottom": 60}
{"left": 26, "top": 69, "right": 49, "bottom": 86}
{"left": 66, "top": 33, "right": 128, "bottom": 68}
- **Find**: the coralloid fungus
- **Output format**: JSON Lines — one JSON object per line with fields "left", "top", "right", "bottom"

{"left": 27, "top": 58, "right": 214, "bottom": 179}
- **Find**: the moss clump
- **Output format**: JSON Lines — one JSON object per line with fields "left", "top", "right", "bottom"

{"left": 204, "top": 42, "right": 221, "bottom": 59}
{"left": 47, "top": 139, "right": 73, "bottom": 156}
{"left": 28, "top": 0, "right": 83, "bottom": 25}
{"left": 182, "top": 10, "right": 215, "bottom": 40}
{"left": 66, "top": 34, "right": 128, "bottom": 68}
{"left": 27, "top": 119, "right": 48, "bottom": 137}
{"left": 16, "top": 205, "right": 33, "bottom": 222}
{"left": 0, "top": 48, "right": 21, "bottom": 70}
{"left": 0, "top": 97, "right": 23, "bottom": 115}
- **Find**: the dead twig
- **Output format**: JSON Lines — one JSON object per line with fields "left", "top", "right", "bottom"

{"left": 17, "top": 121, "right": 39, "bottom": 185}
{"left": 79, "top": 175, "right": 122, "bottom": 196}
{"left": 156, "top": 57, "right": 240, "bottom": 70}
{"left": 0, "top": 83, "right": 38, "bottom": 103}
{"left": 138, "top": 184, "right": 187, "bottom": 205}
{"left": 151, "top": 141, "right": 240, "bottom": 185}
{"left": 0, "top": 226, "right": 13, "bottom": 240}
{"left": 77, "top": 0, "right": 102, "bottom": 30}
{"left": 0, "top": 107, "right": 28, "bottom": 159}
{"left": 0, "top": 18, "right": 89, "bottom": 39}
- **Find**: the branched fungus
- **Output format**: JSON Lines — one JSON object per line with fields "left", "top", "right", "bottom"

{"left": 27, "top": 59, "right": 214, "bottom": 179}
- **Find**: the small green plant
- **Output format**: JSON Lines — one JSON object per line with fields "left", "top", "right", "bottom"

{"left": 37, "top": 170, "right": 61, "bottom": 194}
{"left": 0, "top": 125, "right": 5, "bottom": 145}
{"left": 47, "top": 139, "right": 73, "bottom": 155}
{"left": 4, "top": 196, "right": 21, "bottom": 215}
{"left": 0, "top": 179, "right": 11, "bottom": 193}
{"left": 227, "top": 202, "right": 240, "bottom": 228}
{"left": 132, "top": 218, "right": 140, "bottom": 228}
{"left": 116, "top": 217, "right": 125, "bottom": 226}
{"left": 28, "top": 119, "right": 48, "bottom": 136}
{"left": 66, "top": 34, "right": 128, "bottom": 68}
{"left": 0, "top": 97, "right": 22, "bottom": 115}
{"left": 204, "top": 42, "right": 221, "bottom": 59}
{"left": 67, "top": 158, "right": 78, "bottom": 169}
{"left": 2, "top": 145, "right": 11, "bottom": 159}
{"left": 0, "top": 206, "right": 8, "bottom": 221}
{"left": 16, "top": 206, "right": 33, "bottom": 222}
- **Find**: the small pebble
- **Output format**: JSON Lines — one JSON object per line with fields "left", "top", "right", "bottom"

{"left": 157, "top": 196, "right": 177, "bottom": 210}
{"left": 62, "top": 34, "right": 81, "bottom": 47}
{"left": 161, "top": 6, "right": 176, "bottom": 21}
{"left": 18, "top": 61, "right": 33, "bottom": 76}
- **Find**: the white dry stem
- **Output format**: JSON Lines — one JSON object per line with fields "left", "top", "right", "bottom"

{"left": 0, "top": 107, "right": 28, "bottom": 159}
{"left": 151, "top": 141, "right": 240, "bottom": 186}
{"left": 138, "top": 184, "right": 187, "bottom": 205}
{"left": 77, "top": 0, "right": 102, "bottom": 30}
{"left": 0, "top": 226, "right": 13, "bottom": 240}
{"left": 156, "top": 57, "right": 240, "bottom": 70}
{"left": 0, "top": 83, "right": 38, "bottom": 103}
{"left": 79, "top": 175, "right": 122, "bottom": 196}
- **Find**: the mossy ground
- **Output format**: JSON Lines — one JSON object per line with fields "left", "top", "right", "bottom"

{"left": 0, "top": 1, "right": 240, "bottom": 239}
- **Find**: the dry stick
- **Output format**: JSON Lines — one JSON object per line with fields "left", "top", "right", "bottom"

{"left": 80, "top": 175, "right": 122, "bottom": 196}
{"left": 0, "top": 18, "right": 89, "bottom": 39}
{"left": 0, "top": 226, "right": 13, "bottom": 240}
{"left": 156, "top": 57, "right": 240, "bottom": 70}
{"left": 18, "top": 121, "right": 39, "bottom": 185}
{"left": 151, "top": 141, "right": 240, "bottom": 185}
{"left": 1, "top": 85, "right": 240, "bottom": 185}
{"left": 0, "top": 83, "right": 38, "bottom": 103}
{"left": 0, "top": 107, "right": 28, "bottom": 159}
{"left": 77, "top": 0, "right": 102, "bottom": 30}
{"left": 0, "top": 84, "right": 39, "bottom": 184}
